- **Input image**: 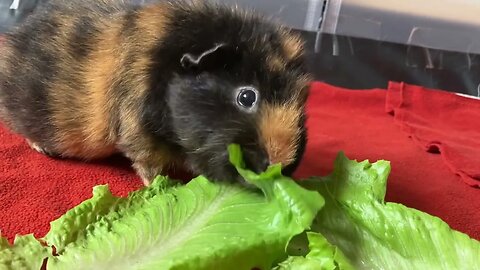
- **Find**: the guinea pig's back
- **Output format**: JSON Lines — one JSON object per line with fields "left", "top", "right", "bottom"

{"left": 0, "top": 0, "right": 137, "bottom": 159}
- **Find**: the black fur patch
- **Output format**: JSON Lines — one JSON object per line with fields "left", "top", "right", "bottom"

{"left": 69, "top": 16, "right": 97, "bottom": 59}
{"left": 121, "top": 6, "right": 140, "bottom": 37}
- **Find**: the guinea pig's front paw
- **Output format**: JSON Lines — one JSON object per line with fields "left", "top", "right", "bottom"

{"left": 26, "top": 139, "right": 61, "bottom": 159}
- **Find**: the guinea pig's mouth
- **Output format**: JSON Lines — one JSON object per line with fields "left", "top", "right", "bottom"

{"left": 234, "top": 145, "right": 301, "bottom": 179}
{"left": 239, "top": 147, "right": 271, "bottom": 175}
{"left": 185, "top": 142, "right": 273, "bottom": 185}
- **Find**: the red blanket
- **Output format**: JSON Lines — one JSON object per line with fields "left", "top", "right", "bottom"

{"left": 1, "top": 81, "right": 479, "bottom": 243}
{"left": 386, "top": 82, "right": 480, "bottom": 187}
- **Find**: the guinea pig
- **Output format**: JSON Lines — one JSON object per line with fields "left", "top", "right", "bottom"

{"left": 0, "top": 0, "right": 312, "bottom": 185}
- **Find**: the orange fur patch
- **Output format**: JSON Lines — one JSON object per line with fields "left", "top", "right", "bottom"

{"left": 257, "top": 103, "right": 302, "bottom": 166}
{"left": 280, "top": 30, "right": 304, "bottom": 60}
{"left": 266, "top": 54, "right": 286, "bottom": 72}
{"left": 136, "top": 3, "right": 170, "bottom": 42}
{"left": 84, "top": 20, "right": 123, "bottom": 143}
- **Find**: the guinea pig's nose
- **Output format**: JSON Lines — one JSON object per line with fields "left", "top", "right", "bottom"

{"left": 256, "top": 157, "right": 270, "bottom": 173}
{"left": 245, "top": 155, "right": 270, "bottom": 174}
{"left": 242, "top": 148, "right": 271, "bottom": 173}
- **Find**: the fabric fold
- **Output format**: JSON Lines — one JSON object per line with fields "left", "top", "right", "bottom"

{"left": 387, "top": 82, "right": 480, "bottom": 188}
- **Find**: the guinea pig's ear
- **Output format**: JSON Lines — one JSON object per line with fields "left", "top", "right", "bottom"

{"left": 180, "top": 43, "right": 240, "bottom": 71}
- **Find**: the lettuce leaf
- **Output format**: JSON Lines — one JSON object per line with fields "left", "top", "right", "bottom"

{"left": 41, "top": 144, "right": 324, "bottom": 270}
{"left": 298, "top": 152, "right": 480, "bottom": 270}
{"left": 43, "top": 176, "right": 174, "bottom": 253}
{"left": 0, "top": 234, "right": 49, "bottom": 270}
{"left": 275, "top": 232, "right": 354, "bottom": 270}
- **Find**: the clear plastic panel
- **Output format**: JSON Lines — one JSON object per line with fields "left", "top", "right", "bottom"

{"left": 321, "top": 0, "right": 480, "bottom": 55}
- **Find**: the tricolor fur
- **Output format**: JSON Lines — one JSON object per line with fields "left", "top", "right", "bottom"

{"left": 0, "top": 0, "right": 311, "bottom": 184}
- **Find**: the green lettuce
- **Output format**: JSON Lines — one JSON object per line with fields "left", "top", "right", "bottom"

{"left": 41, "top": 144, "right": 323, "bottom": 270}
{"left": 275, "top": 232, "right": 354, "bottom": 270}
{"left": 0, "top": 234, "right": 49, "bottom": 270}
{"left": 297, "top": 152, "right": 480, "bottom": 270}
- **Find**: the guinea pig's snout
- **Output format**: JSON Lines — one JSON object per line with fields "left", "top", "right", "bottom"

{"left": 253, "top": 157, "right": 270, "bottom": 174}
{"left": 242, "top": 148, "right": 271, "bottom": 174}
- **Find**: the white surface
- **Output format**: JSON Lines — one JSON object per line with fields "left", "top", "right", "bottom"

{"left": 456, "top": 93, "right": 480, "bottom": 100}
{"left": 10, "top": 0, "right": 20, "bottom": 10}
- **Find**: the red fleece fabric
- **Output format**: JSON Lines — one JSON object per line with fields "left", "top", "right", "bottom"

{"left": 0, "top": 126, "right": 143, "bottom": 241}
{"left": 386, "top": 82, "right": 480, "bottom": 187}
{"left": 0, "top": 80, "right": 479, "bottom": 244}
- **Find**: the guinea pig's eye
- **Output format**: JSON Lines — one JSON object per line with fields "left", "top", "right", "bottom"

{"left": 236, "top": 87, "right": 259, "bottom": 110}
